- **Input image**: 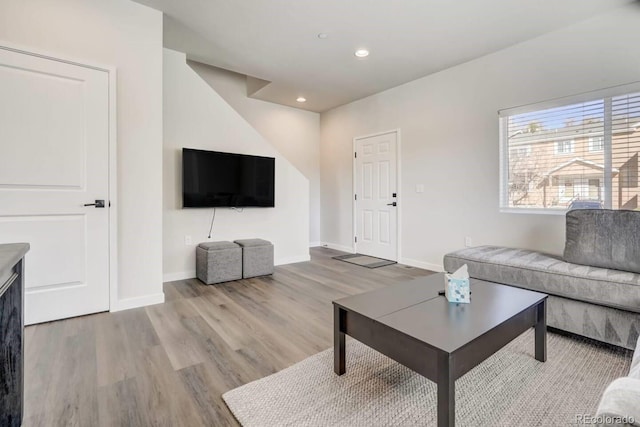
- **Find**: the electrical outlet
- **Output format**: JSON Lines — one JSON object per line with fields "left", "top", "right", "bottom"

{"left": 464, "top": 236, "right": 473, "bottom": 247}
{"left": 415, "top": 184, "right": 425, "bottom": 193}
{"left": 184, "top": 235, "right": 192, "bottom": 246}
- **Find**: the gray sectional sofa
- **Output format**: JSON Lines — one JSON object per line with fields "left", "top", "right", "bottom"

{"left": 443, "top": 209, "right": 640, "bottom": 350}
{"left": 445, "top": 209, "right": 640, "bottom": 424}
{"left": 596, "top": 337, "right": 640, "bottom": 426}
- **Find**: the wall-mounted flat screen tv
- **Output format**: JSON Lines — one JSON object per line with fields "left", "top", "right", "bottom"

{"left": 182, "top": 148, "right": 275, "bottom": 208}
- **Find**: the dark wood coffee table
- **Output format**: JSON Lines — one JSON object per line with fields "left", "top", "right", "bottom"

{"left": 333, "top": 273, "right": 547, "bottom": 427}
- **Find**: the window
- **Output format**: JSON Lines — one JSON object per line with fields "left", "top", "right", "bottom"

{"left": 510, "top": 145, "right": 531, "bottom": 158}
{"left": 555, "top": 140, "right": 574, "bottom": 155}
{"left": 500, "top": 84, "right": 640, "bottom": 212}
{"left": 589, "top": 136, "right": 604, "bottom": 152}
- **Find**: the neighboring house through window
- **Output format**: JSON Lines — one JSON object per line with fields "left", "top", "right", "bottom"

{"left": 499, "top": 83, "right": 640, "bottom": 212}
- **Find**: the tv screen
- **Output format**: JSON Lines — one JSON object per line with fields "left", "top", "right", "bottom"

{"left": 182, "top": 148, "right": 275, "bottom": 208}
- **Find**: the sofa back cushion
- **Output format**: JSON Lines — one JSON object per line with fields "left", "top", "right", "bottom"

{"left": 564, "top": 209, "right": 640, "bottom": 274}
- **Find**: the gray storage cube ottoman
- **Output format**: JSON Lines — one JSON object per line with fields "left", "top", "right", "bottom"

{"left": 234, "top": 239, "right": 274, "bottom": 278}
{"left": 196, "top": 241, "right": 242, "bottom": 284}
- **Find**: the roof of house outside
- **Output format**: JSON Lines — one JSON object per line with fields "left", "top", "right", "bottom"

{"left": 543, "top": 157, "right": 619, "bottom": 176}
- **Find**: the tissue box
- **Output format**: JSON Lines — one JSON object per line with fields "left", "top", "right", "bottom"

{"left": 445, "top": 274, "right": 470, "bottom": 303}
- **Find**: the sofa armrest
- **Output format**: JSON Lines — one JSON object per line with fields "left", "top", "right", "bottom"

{"left": 595, "top": 377, "right": 640, "bottom": 426}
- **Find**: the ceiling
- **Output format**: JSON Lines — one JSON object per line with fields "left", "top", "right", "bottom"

{"left": 134, "top": 0, "right": 631, "bottom": 113}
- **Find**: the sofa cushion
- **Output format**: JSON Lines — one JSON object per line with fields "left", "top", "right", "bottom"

{"left": 443, "top": 246, "right": 640, "bottom": 314}
{"left": 596, "top": 377, "right": 640, "bottom": 425}
{"left": 631, "top": 354, "right": 640, "bottom": 380}
{"left": 564, "top": 209, "right": 640, "bottom": 275}
{"left": 631, "top": 339, "right": 640, "bottom": 379}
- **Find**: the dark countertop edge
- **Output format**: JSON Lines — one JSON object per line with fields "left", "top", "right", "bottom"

{"left": 0, "top": 243, "right": 30, "bottom": 275}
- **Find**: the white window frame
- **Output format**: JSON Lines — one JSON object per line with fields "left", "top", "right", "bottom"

{"left": 588, "top": 136, "right": 604, "bottom": 152}
{"left": 509, "top": 145, "right": 531, "bottom": 158}
{"left": 519, "top": 145, "right": 532, "bottom": 157}
{"left": 499, "top": 81, "right": 640, "bottom": 214}
{"left": 554, "top": 140, "right": 574, "bottom": 155}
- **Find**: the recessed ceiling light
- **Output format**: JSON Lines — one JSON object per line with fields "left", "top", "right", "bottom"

{"left": 354, "top": 49, "right": 370, "bottom": 58}
{"left": 317, "top": 33, "right": 328, "bottom": 39}
{"left": 296, "top": 96, "right": 307, "bottom": 103}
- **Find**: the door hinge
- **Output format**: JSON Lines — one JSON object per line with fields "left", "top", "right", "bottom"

{"left": 355, "top": 236, "right": 357, "bottom": 243}
{"left": 355, "top": 194, "right": 357, "bottom": 201}
{"left": 354, "top": 152, "right": 357, "bottom": 158}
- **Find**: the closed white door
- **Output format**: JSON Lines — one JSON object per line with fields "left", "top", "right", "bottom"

{"left": 355, "top": 132, "right": 398, "bottom": 261}
{"left": 0, "top": 47, "right": 111, "bottom": 324}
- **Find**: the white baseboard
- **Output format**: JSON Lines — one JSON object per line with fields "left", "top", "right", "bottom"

{"left": 163, "top": 270, "right": 196, "bottom": 282}
{"left": 399, "top": 257, "right": 444, "bottom": 272}
{"left": 275, "top": 254, "right": 311, "bottom": 266}
{"left": 162, "top": 254, "right": 311, "bottom": 281}
{"left": 320, "top": 242, "right": 356, "bottom": 253}
{"left": 111, "top": 292, "right": 165, "bottom": 312}
{"left": 309, "top": 241, "right": 322, "bottom": 248}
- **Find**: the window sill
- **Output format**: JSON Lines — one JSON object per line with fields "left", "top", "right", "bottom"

{"left": 499, "top": 207, "right": 567, "bottom": 215}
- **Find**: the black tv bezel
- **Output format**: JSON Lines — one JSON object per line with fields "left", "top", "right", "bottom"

{"left": 182, "top": 148, "right": 275, "bottom": 208}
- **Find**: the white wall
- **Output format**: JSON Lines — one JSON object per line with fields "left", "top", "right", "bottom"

{"left": 187, "top": 61, "right": 322, "bottom": 245}
{"left": 0, "top": 0, "right": 164, "bottom": 308}
{"left": 163, "top": 49, "right": 309, "bottom": 281}
{"left": 320, "top": 4, "right": 640, "bottom": 271}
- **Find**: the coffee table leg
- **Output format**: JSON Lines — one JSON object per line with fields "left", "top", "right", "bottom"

{"left": 437, "top": 352, "right": 454, "bottom": 427}
{"left": 535, "top": 299, "right": 547, "bottom": 362}
{"left": 334, "top": 305, "right": 345, "bottom": 375}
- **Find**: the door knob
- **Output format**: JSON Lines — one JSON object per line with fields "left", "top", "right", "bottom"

{"left": 386, "top": 202, "right": 397, "bottom": 207}
{"left": 84, "top": 200, "right": 105, "bottom": 208}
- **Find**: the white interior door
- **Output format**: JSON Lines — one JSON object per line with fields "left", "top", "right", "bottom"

{"left": 355, "top": 131, "right": 398, "bottom": 261}
{"left": 0, "top": 47, "right": 111, "bottom": 324}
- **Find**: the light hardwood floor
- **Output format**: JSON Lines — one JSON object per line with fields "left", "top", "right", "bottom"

{"left": 24, "top": 247, "right": 434, "bottom": 426}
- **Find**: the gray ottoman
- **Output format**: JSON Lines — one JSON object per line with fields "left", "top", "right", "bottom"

{"left": 196, "top": 241, "right": 242, "bottom": 284}
{"left": 234, "top": 239, "right": 274, "bottom": 278}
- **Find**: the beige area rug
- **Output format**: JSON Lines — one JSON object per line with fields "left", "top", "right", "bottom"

{"left": 223, "top": 331, "right": 632, "bottom": 426}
